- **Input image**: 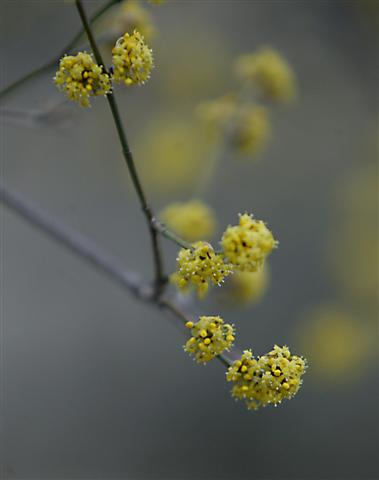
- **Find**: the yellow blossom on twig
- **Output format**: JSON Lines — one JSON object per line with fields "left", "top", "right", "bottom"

{"left": 184, "top": 316, "right": 235, "bottom": 363}
{"left": 226, "top": 346, "right": 307, "bottom": 410}
{"left": 54, "top": 52, "right": 111, "bottom": 107}
{"left": 171, "top": 241, "right": 233, "bottom": 298}
{"left": 221, "top": 213, "right": 277, "bottom": 272}
{"left": 112, "top": 29, "right": 153, "bottom": 86}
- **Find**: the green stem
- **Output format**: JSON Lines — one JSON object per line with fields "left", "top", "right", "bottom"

{"left": 152, "top": 219, "right": 193, "bottom": 250}
{"left": 0, "top": 0, "right": 121, "bottom": 101}
{"left": 75, "top": 0, "right": 165, "bottom": 296}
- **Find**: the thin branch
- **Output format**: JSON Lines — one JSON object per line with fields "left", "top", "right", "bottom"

{"left": 0, "top": 183, "right": 152, "bottom": 301}
{"left": 0, "top": 0, "right": 121, "bottom": 101}
{"left": 75, "top": 0, "right": 165, "bottom": 296}
{"left": 152, "top": 219, "right": 194, "bottom": 250}
{"left": 0, "top": 183, "right": 233, "bottom": 368}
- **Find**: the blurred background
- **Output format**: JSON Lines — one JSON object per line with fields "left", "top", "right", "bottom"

{"left": 1, "top": 1, "right": 378, "bottom": 479}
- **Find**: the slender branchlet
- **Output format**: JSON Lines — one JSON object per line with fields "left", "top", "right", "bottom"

{"left": 0, "top": 182, "right": 230, "bottom": 369}
{"left": 0, "top": 0, "right": 121, "bottom": 101}
{"left": 75, "top": 0, "right": 165, "bottom": 297}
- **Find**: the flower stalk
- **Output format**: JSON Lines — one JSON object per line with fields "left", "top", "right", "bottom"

{"left": 75, "top": 0, "right": 165, "bottom": 296}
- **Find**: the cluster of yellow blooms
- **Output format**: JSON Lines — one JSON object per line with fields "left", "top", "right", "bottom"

{"left": 112, "top": 30, "right": 153, "bottom": 86}
{"left": 235, "top": 47, "right": 296, "bottom": 103}
{"left": 54, "top": 52, "right": 112, "bottom": 107}
{"left": 159, "top": 199, "right": 216, "bottom": 242}
{"left": 197, "top": 47, "right": 295, "bottom": 158}
{"left": 54, "top": 30, "right": 153, "bottom": 106}
{"left": 53, "top": 6, "right": 307, "bottom": 412}
{"left": 221, "top": 213, "right": 277, "bottom": 272}
{"left": 226, "top": 346, "right": 307, "bottom": 410}
{"left": 198, "top": 97, "right": 270, "bottom": 156}
{"left": 184, "top": 316, "right": 235, "bottom": 363}
{"left": 171, "top": 213, "right": 276, "bottom": 297}
{"left": 171, "top": 241, "right": 233, "bottom": 298}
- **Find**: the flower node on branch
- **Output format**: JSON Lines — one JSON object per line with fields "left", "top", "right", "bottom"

{"left": 54, "top": 52, "right": 111, "bottom": 107}
{"left": 184, "top": 316, "right": 235, "bottom": 363}
{"left": 171, "top": 241, "right": 233, "bottom": 298}
{"left": 112, "top": 29, "right": 153, "bottom": 86}
{"left": 221, "top": 213, "right": 277, "bottom": 272}
{"left": 226, "top": 346, "right": 307, "bottom": 410}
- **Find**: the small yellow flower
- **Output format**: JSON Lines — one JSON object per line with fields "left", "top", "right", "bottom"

{"left": 228, "top": 106, "right": 271, "bottom": 156}
{"left": 159, "top": 200, "right": 217, "bottom": 242}
{"left": 112, "top": 29, "right": 153, "bottom": 86}
{"left": 223, "top": 266, "right": 269, "bottom": 305}
{"left": 221, "top": 213, "right": 277, "bottom": 272}
{"left": 235, "top": 47, "right": 296, "bottom": 103}
{"left": 109, "top": 0, "right": 154, "bottom": 40}
{"left": 184, "top": 316, "right": 235, "bottom": 363}
{"left": 226, "top": 346, "right": 307, "bottom": 410}
{"left": 171, "top": 241, "right": 233, "bottom": 298}
{"left": 54, "top": 52, "right": 111, "bottom": 107}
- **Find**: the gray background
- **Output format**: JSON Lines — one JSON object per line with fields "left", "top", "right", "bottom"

{"left": 1, "top": 1, "right": 378, "bottom": 479}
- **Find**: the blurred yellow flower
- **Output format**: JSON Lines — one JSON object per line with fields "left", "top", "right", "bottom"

{"left": 329, "top": 164, "right": 378, "bottom": 303}
{"left": 184, "top": 316, "right": 234, "bottom": 363}
{"left": 222, "top": 266, "right": 269, "bottom": 306}
{"left": 228, "top": 105, "right": 271, "bottom": 156}
{"left": 226, "top": 346, "right": 307, "bottom": 410}
{"left": 156, "top": 29, "right": 232, "bottom": 103}
{"left": 159, "top": 199, "right": 217, "bottom": 242}
{"left": 108, "top": 0, "right": 155, "bottom": 40}
{"left": 134, "top": 117, "right": 211, "bottom": 195}
{"left": 298, "top": 304, "right": 372, "bottom": 382}
{"left": 235, "top": 47, "right": 296, "bottom": 103}
{"left": 197, "top": 93, "right": 237, "bottom": 140}
{"left": 171, "top": 241, "right": 233, "bottom": 298}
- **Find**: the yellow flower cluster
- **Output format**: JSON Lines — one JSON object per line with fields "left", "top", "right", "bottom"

{"left": 221, "top": 213, "right": 277, "bottom": 272}
{"left": 112, "top": 29, "right": 153, "bottom": 85}
{"left": 235, "top": 47, "right": 296, "bottom": 103}
{"left": 226, "top": 346, "right": 307, "bottom": 410}
{"left": 228, "top": 106, "right": 271, "bottom": 156}
{"left": 159, "top": 200, "right": 217, "bottom": 242}
{"left": 170, "top": 241, "right": 233, "bottom": 298}
{"left": 109, "top": 0, "right": 154, "bottom": 40}
{"left": 184, "top": 316, "right": 235, "bottom": 363}
{"left": 197, "top": 97, "right": 270, "bottom": 157}
{"left": 54, "top": 52, "right": 111, "bottom": 107}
